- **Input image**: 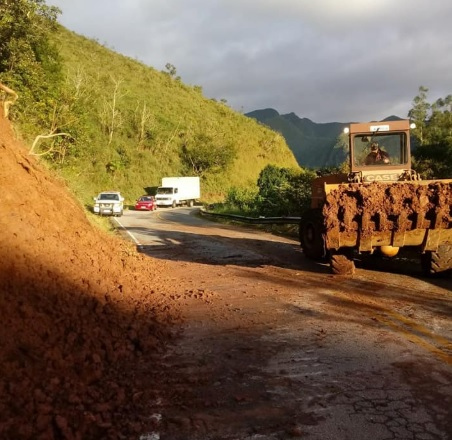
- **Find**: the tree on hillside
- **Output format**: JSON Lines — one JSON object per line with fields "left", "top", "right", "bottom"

{"left": 427, "top": 95, "right": 452, "bottom": 146}
{"left": 0, "top": 0, "right": 62, "bottom": 113}
{"left": 0, "top": 0, "right": 85, "bottom": 164}
{"left": 163, "top": 63, "right": 181, "bottom": 81}
{"left": 408, "top": 86, "right": 430, "bottom": 146}
{"left": 134, "top": 102, "right": 155, "bottom": 150}
{"left": 99, "top": 76, "right": 124, "bottom": 146}
{"left": 409, "top": 87, "right": 452, "bottom": 179}
{"left": 180, "top": 133, "right": 237, "bottom": 177}
{"left": 164, "top": 63, "right": 177, "bottom": 77}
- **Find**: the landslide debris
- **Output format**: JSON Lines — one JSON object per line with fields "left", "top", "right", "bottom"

{"left": 0, "top": 109, "right": 179, "bottom": 439}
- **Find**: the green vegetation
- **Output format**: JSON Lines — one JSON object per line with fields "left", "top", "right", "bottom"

{"left": 409, "top": 87, "right": 452, "bottom": 179}
{"left": 1, "top": 0, "right": 298, "bottom": 208}
{"left": 221, "top": 165, "right": 316, "bottom": 217}
{"left": 0, "top": 0, "right": 63, "bottom": 130}
{"left": 246, "top": 109, "right": 347, "bottom": 168}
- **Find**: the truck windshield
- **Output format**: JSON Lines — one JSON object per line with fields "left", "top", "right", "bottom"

{"left": 352, "top": 133, "right": 408, "bottom": 166}
{"left": 99, "top": 193, "right": 119, "bottom": 201}
{"left": 157, "top": 187, "right": 174, "bottom": 195}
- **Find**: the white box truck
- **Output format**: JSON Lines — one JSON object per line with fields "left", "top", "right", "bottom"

{"left": 155, "top": 177, "right": 200, "bottom": 208}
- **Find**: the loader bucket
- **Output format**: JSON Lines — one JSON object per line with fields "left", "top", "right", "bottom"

{"left": 323, "top": 181, "right": 452, "bottom": 253}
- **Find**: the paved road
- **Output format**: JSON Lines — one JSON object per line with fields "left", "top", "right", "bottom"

{"left": 115, "top": 208, "right": 452, "bottom": 440}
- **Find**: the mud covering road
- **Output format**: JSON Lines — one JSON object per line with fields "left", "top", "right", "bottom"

{"left": 117, "top": 208, "right": 452, "bottom": 440}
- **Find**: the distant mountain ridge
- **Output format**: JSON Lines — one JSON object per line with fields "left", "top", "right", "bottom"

{"left": 245, "top": 109, "right": 402, "bottom": 169}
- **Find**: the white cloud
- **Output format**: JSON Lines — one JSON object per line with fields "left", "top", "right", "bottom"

{"left": 49, "top": 0, "right": 452, "bottom": 122}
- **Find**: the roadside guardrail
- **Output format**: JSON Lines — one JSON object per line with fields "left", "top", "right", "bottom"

{"left": 199, "top": 208, "right": 301, "bottom": 225}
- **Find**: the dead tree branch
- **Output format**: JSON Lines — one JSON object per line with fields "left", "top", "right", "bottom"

{"left": 0, "top": 82, "right": 18, "bottom": 118}
{"left": 29, "top": 132, "right": 71, "bottom": 156}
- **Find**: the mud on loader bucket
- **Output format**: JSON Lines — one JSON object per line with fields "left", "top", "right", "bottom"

{"left": 322, "top": 180, "right": 452, "bottom": 275}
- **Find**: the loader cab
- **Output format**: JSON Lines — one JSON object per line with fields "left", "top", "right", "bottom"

{"left": 345, "top": 120, "right": 416, "bottom": 182}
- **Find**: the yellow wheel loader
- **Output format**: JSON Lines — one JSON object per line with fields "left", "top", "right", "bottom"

{"left": 299, "top": 120, "right": 452, "bottom": 275}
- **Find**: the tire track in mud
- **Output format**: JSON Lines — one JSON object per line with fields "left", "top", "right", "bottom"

{"left": 151, "top": 262, "right": 452, "bottom": 440}
{"left": 267, "top": 267, "right": 452, "bottom": 366}
{"left": 328, "top": 289, "right": 452, "bottom": 365}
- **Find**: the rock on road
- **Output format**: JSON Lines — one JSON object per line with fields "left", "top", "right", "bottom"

{"left": 115, "top": 207, "right": 452, "bottom": 440}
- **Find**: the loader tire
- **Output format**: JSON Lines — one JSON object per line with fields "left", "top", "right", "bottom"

{"left": 331, "top": 253, "right": 356, "bottom": 275}
{"left": 421, "top": 244, "right": 452, "bottom": 277}
{"left": 299, "top": 209, "right": 326, "bottom": 260}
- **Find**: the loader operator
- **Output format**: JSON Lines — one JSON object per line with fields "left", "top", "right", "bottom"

{"left": 365, "top": 142, "right": 390, "bottom": 165}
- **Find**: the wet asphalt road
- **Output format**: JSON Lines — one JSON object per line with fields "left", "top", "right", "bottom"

{"left": 115, "top": 207, "right": 452, "bottom": 440}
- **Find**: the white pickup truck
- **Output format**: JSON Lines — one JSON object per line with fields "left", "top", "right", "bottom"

{"left": 93, "top": 191, "right": 124, "bottom": 216}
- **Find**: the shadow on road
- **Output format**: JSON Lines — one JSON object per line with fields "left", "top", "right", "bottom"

{"left": 120, "top": 224, "right": 451, "bottom": 291}
{"left": 124, "top": 225, "right": 329, "bottom": 274}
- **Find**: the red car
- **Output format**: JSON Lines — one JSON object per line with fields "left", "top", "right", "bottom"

{"left": 134, "top": 195, "right": 157, "bottom": 211}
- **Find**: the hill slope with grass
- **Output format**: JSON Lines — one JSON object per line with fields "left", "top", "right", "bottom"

{"left": 11, "top": 25, "right": 299, "bottom": 207}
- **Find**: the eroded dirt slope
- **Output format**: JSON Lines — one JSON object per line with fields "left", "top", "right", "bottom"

{"left": 0, "top": 109, "right": 179, "bottom": 439}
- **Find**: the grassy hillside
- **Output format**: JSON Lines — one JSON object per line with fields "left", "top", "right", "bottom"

{"left": 13, "top": 26, "right": 298, "bottom": 206}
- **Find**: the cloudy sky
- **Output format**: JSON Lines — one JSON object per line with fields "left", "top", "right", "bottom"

{"left": 48, "top": 0, "right": 452, "bottom": 123}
